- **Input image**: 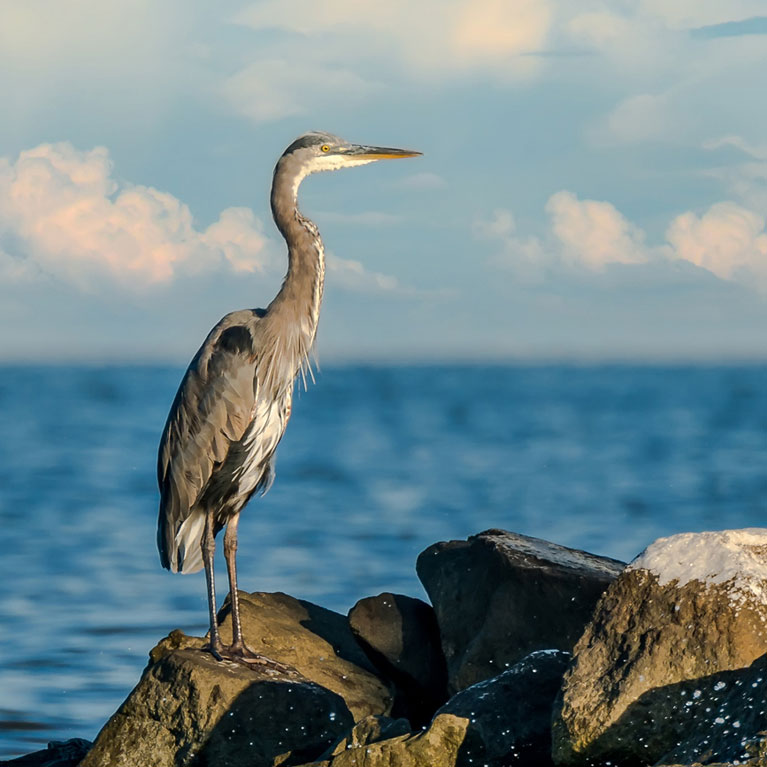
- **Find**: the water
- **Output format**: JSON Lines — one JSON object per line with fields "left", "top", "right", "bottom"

{"left": 1, "top": 363, "right": 767, "bottom": 756}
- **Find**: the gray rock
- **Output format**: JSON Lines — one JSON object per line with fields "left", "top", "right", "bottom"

{"left": 348, "top": 593, "right": 448, "bottom": 726}
{"left": 417, "top": 529, "right": 624, "bottom": 692}
{"left": 437, "top": 649, "right": 571, "bottom": 766}
{"left": 552, "top": 530, "right": 767, "bottom": 767}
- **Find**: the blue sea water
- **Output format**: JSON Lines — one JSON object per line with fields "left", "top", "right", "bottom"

{"left": 1, "top": 363, "right": 767, "bottom": 757}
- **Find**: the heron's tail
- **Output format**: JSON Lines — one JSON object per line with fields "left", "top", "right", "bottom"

{"left": 157, "top": 507, "right": 206, "bottom": 574}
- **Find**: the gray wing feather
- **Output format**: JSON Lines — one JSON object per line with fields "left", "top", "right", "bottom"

{"left": 157, "top": 311, "right": 261, "bottom": 572}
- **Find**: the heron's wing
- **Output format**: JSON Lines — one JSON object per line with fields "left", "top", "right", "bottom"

{"left": 157, "top": 310, "right": 261, "bottom": 572}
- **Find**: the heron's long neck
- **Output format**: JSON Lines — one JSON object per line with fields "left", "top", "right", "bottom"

{"left": 267, "top": 161, "right": 326, "bottom": 373}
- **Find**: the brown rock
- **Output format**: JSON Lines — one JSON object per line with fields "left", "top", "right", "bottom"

{"left": 417, "top": 529, "right": 624, "bottom": 692}
{"left": 217, "top": 591, "right": 393, "bottom": 720}
{"left": 81, "top": 592, "right": 394, "bottom": 767}
{"left": 297, "top": 714, "right": 469, "bottom": 767}
{"left": 552, "top": 530, "right": 767, "bottom": 767}
{"left": 348, "top": 593, "right": 448, "bottom": 726}
{"left": 81, "top": 637, "right": 353, "bottom": 767}
{"left": 318, "top": 715, "right": 412, "bottom": 761}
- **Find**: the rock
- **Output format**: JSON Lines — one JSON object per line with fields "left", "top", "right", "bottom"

{"left": 214, "top": 592, "right": 393, "bottom": 720}
{"left": 297, "top": 714, "right": 469, "bottom": 767}
{"left": 436, "top": 649, "right": 571, "bottom": 766}
{"left": 552, "top": 529, "right": 767, "bottom": 767}
{"left": 81, "top": 634, "right": 353, "bottom": 767}
{"left": 318, "top": 716, "right": 412, "bottom": 760}
{"left": 417, "top": 529, "right": 624, "bottom": 692}
{"left": 1, "top": 739, "right": 92, "bottom": 766}
{"left": 304, "top": 650, "right": 571, "bottom": 767}
{"left": 82, "top": 591, "right": 395, "bottom": 767}
{"left": 348, "top": 593, "right": 448, "bottom": 726}
{"left": 650, "top": 655, "right": 767, "bottom": 766}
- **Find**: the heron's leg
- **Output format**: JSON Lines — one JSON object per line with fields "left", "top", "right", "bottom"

{"left": 202, "top": 508, "right": 224, "bottom": 660}
{"left": 221, "top": 514, "right": 294, "bottom": 672}
{"left": 223, "top": 512, "right": 250, "bottom": 653}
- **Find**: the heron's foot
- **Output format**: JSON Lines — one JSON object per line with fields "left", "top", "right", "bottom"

{"left": 203, "top": 637, "right": 226, "bottom": 662}
{"left": 223, "top": 641, "right": 296, "bottom": 674}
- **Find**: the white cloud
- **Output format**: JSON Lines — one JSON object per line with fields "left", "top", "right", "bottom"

{"left": 234, "top": 0, "right": 552, "bottom": 77}
{"left": 478, "top": 192, "right": 654, "bottom": 276}
{"left": 482, "top": 191, "right": 767, "bottom": 293}
{"left": 474, "top": 209, "right": 548, "bottom": 282}
{"left": 546, "top": 191, "right": 650, "bottom": 268}
{"left": 0, "top": 142, "right": 415, "bottom": 300}
{"left": 0, "top": 142, "right": 275, "bottom": 290}
{"left": 666, "top": 202, "right": 767, "bottom": 283}
{"left": 225, "top": 0, "right": 554, "bottom": 121}
{"left": 327, "top": 254, "right": 401, "bottom": 293}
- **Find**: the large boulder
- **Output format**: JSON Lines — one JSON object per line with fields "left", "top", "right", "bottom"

{"left": 348, "top": 593, "right": 448, "bottom": 726}
{"left": 82, "top": 591, "right": 394, "bottom": 767}
{"left": 552, "top": 529, "right": 767, "bottom": 767}
{"left": 417, "top": 529, "right": 625, "bottom": 691}
{"left": 214, "top": 591, "right": 393, "bottom": 720}
{"left": 80, "top": 633, "right": 353, "bottom": 767}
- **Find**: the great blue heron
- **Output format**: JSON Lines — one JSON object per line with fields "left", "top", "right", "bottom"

{"left": 157, "top": 132, "right": 420, "bottom": 664}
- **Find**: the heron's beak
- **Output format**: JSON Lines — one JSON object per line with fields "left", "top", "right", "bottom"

{"left": 345, "top": 144, "right": 422, "bottom": 161}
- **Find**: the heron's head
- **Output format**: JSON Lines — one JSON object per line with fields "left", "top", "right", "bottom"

{"left": 279, "top": 131, "right": 421, "bottom": 178}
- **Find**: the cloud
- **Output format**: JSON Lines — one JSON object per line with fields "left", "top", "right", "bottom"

{"left": 546, "top": 191, "right": 650, "bottom": 268}
{"left": 0, "top": 142, "right": 418, "bottom": 300}
{"left": 0, "top": 142, "right": 275, "bottom": 290}
{"left": 315, "top": 211, "right": 401, "bottom": 227}
{"left": 595, "top": 92, "right": 686, "bottom": 144}
{"left": 234, "top": 0, "right": 552, "bottom": 76}
{"left": 396, "top": 172, "right": 448, "bottom": 190}
{"left": 481, "top": 191, "right": 767, "bottom": 293}
{"left": 327, "top": 254, "right": 401, "bottom": 293}
{"left": 479, "top": 192, "right": 652, "bottom": 278}
{"left": 222, "top": 59, "right": 374, "bottom": 124}
{"left": 702, "top": 134, "right": 767, "bottom": 211}
{"left": 666, "top": 202, "right": 767, "bottom": 283}
{"left": 639, "top": 0, "right": 767, "bottom": 29}
{"left": 225, "top": 0, "right": 554, "bottom": 121}
{"left": 474, "top": 210, "right": 548, "bottom": 283}
{"left": 703, "top": 135, "right": 767, "bottom": 160}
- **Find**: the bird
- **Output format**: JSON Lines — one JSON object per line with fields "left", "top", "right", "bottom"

{"left": 156, "top": 132, "right": 421, "bottom": 665}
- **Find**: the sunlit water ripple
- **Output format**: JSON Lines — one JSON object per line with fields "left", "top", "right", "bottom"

{"left": 1, "top": 363, "right": 767, "bottom": 756}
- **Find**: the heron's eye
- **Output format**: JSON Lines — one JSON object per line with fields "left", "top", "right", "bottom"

{"left": 321, "top": 145, "right": 330, "bottom": 153}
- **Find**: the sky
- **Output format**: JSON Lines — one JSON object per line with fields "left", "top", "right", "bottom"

{"left": 2, "top": 0, "right": 767, "bottom": 362}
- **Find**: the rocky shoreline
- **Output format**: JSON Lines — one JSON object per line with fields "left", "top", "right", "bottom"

{"left": 7, "top": 528, "right": 767, "bottom": 767}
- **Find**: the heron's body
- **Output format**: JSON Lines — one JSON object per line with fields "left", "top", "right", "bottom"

{"left": 156, "top": 132, "right": 419, "bottom": 663}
